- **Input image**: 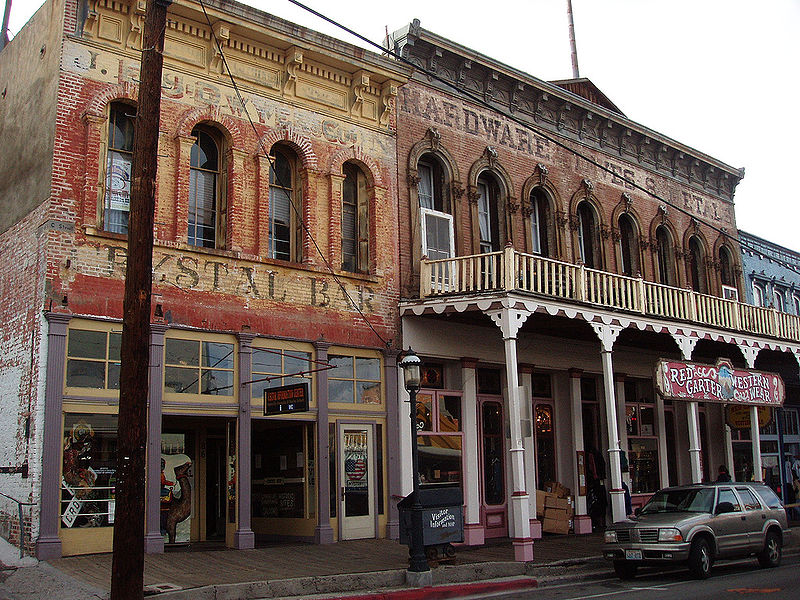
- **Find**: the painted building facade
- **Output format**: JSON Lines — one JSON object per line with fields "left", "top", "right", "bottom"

{"left": 390, "top": 20, "right": 800, "bottom": 561}
{"left": 738, "top": 230, "right": 800, "bottom": 495}
{"left": 0, "top": 0, "right": 409, "bottom": 558}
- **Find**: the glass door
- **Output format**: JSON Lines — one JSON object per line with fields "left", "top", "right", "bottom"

{"left": 479, "top": 397, "right": 506, "bottom": 538}
{"left": 339, "top": 425, "right": 375, "bottom": 540}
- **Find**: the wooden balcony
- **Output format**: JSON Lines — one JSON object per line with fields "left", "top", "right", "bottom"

{"left": 419, "top": 246, "right": 800, "bottom": 343}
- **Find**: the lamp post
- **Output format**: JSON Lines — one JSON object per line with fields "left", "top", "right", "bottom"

{"left": 399, "top": 348, "right": 430, "bottom": 573}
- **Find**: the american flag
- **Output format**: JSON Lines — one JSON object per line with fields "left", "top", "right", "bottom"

{"left": 345, "top": 455, "right": 367, "bottom": 482}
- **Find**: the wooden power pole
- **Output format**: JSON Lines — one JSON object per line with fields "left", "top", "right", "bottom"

{"left": 110, "top": 0, "right": 171, "bottom": 598}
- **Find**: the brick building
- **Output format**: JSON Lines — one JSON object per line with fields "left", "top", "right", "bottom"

{"left": 0, "top": 0, "right": 409, "bottom": 558}
{"left": 390, "top": 20, "right": 800, "bottom": 560}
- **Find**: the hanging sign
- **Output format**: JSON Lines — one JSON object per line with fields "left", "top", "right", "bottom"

{"left": 655, "top": 358, "right": 784, "bottom": 406}
{"left": 264, "top": 382, "right": 309, "bottom": 415}
{"left": 727, "top": 405, "right": 773, "bottom": 430}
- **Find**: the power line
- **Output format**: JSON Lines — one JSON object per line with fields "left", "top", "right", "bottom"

{"left": 284, "top": 0, "right": 800, "bottom": 281}
{"left": 195, "top": 0, "right": 392, "bottom": 349}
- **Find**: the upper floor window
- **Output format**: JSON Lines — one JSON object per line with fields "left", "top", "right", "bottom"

{"left": 188, "top": 126, "right": 225, "bottom": 248}
{"left": 793, "top": 295, "right": 800, "bottom": 316}
{"left": 719, "top": 246, "right": 734, "bottom": 287}
{"left": 618, "top": 213, "right": 639, "bottom": 276}
{"left": 104, "top": 102, "right": 136, "bottom": 235}
{"left": 655, "top": 226, "right": 676, "bottom": 286}
{"left": 688, "top": 236, "right": 707, "bottom": 293}
{"left": 529, "top": 188, "right": 550, "bottom": 257}
{"left": 477, "top": 173, "right": 501, "bottom": 253}
{"left": 342, "top": 162, "right": 369, "bottom": 273}
{"left": 269, "top": 145, "right": 301, "bottom": 262}
{"left": 417, "top": 156, "right": 448, "bottom": 213}
{"left": 576, "top": 201, "right": 599, "bottom": 268}
{"left": 773, "top": 288, "right": 785, "bottom": 312}
{"left": 418, "top": 155, "right": 453, "bottom": 262}
{"left": 753, "top": 282, "right": 765, "bottom": 307}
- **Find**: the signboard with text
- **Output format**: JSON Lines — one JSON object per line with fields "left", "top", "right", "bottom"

{"left": 264, "top": 383, "right": 309, "bottom": 415}
{"left": 655, "top": 358, "right": 784, "bottom": 406}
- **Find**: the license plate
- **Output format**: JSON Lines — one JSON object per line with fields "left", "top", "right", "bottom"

{"left": 625, "top": 549, "right": 643, "bottom": 560}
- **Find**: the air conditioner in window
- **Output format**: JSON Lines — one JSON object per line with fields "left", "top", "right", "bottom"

{"left": 722, "top": 285, "right": 739, "bottom": 301}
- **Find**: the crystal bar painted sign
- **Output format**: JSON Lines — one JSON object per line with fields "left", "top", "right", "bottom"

{"left": 655, "top": 359, "right": 784, "bottom": 406}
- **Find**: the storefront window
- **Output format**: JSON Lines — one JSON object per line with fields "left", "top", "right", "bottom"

{"left": 417, "top": 392, "right": 463, "bottom": 487}
{"left": 61, "top": 413, "right": 117, "bottom": 529}
{"left": 625, "top": 379, "right": 659, "bottom": 494}
{"left": 482, "top": 401, "right": 504, "bottom": 505}
{"left": 328, "top": 354, "right": 381, "bottom": 404}
{"left": 252, "top": 422, "right": 309, "bottom": 519}
{"left": 251, "top": 347, "right": 312, "bottom": 400}
{"left": 66, "top": 329, "right": 121, "bottom": 389}
{"left": 164, "top": 339, "right": 234, "bottom": 395}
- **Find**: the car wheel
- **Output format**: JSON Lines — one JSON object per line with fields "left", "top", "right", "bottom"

{"left": 688, "top": 538, "right": 712, "bottom": 579}
{"left": 757, "top": 531, "right": 782, "bottom": 568}
{"left": 613, "top": 560, "right": 638, "bottom": 580}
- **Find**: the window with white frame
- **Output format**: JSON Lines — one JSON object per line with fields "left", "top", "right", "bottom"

{"left": 773, "top": 288, "right": 785, "bottom": 312}
{"left": 753, "top": 282, "right": 765, "bottom": 307}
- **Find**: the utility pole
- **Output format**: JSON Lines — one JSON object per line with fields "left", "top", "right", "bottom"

{"left": 110, "top": 0, "right": 171, "bottom": 598}
{"left": 566, "top": 0, "right": 580, "bottom": 79}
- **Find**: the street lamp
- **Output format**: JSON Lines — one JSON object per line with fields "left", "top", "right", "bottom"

{"left": 399, "top": 348, "right": 430, "bottom": 573}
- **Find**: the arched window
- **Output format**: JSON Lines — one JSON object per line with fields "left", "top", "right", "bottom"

{"left": 655, "top": 226, "right": 676, "bottom": 286}
{"left": 719, "top": 246, "right": 734, "bottom": 287}
{"left": 577, "top": 201, "right": 599, "bottom": 268}
{"left": 618, "top": 213, "right": 639, "bottom": 276}
{"left": 342, "top": 162, "right": 368, "bottom": 273}
{"left": 417, "top": 155, "right": 448, "bottom": 213}
{"left": 104, "top": 102, "right": 136, "bottom": 234}
{"left": 529, "top": 188, "right": 550, "bottom": 257}
{"left": 269, "top": 145, "right": 301, "bottom": 262}
{"left": 418, "top": 154, "right": 454, "bottom": 262}
{"left": 477, "top": 173, "right": 502, "bottom": 253}
{"left": 773, "top": 287, "right": 785, "bottom": 312}
{"left": 752, "top": 282, "right": 765, "bottom": 307}
{"left": 688, "top": 236, "right": 707, "bottom": 293}
{"left": 189, "top": 126, "right": 224, "bottom": 248}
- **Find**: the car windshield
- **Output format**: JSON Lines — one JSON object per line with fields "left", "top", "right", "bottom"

{"left": 640, "top": 487, "right": 715, "bottom": 514}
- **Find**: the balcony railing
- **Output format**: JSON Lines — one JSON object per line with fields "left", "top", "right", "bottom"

{"left": 419, "top": 247, "right": 800, "bottom": 343}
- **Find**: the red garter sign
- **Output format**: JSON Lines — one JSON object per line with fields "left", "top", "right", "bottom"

{"left": 655, "top": 358, "right": 784, "bottom": 406}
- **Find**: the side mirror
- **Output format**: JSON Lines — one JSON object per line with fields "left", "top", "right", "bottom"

{"left": 715, "top": 501, "right": 735, "bottom": 514}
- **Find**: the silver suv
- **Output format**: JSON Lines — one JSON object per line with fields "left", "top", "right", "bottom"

{"left": 604, "top": 482, "right": 790, "bottom": 579}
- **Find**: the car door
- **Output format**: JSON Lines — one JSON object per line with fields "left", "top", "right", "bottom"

{"left": 735, "top": 486, "right": 765, "bottom": 552}
{"left": 711, "top": 487, "right": 750, "bottom": 556}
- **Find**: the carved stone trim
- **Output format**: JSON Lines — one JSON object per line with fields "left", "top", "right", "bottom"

{"left": 535, "top": 163, "right": 548, "bottom": 186}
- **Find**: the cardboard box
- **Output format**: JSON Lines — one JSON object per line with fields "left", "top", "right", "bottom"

{"left": 544, "top": 506, "right": 569, "bottom": 521}
{"left": 542, "top": 517, "right": 570, "bottom": 534}
{"left": 544, "top": 495, "right": 571, "bottom": 510}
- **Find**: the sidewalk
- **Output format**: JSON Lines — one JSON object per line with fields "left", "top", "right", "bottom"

{"left": 0, "top": 532, "right": 608, "bottom": 600}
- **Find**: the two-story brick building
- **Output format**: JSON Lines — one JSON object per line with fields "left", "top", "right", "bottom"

{"left": 0, "top": 0, "right": 409, "bottom": 558}
{"left": 390, "top": 20, "right": 799, "bottom": 561}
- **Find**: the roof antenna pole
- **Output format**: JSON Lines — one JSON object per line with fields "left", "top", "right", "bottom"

{"left": 566, "top": 0, "right": 580, "bottom": 78}
{"left": 0, "top": 0, "right": 12, "bottom": 51}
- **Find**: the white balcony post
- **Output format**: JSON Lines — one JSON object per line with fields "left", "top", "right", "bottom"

{"left": 577, "top": 264, "right": 586, "bottom": 301}
{"left": 671, "top": 333, "right": 702, "bottom": 483}
{"left": 589, "top": 322, "right": 626, "bottom": 523}
{"left": 460, "top": 358, "right": 483, "bottom": 545}
{"left": 637, "top": 276, "right": 646, "bottom": 313}
{"left": 750, "top": 406, "right": 763, "bottom": 482}
{"left": 420, "top": 259, "right": 432, "bottom": 297}
{"left": 569, "top": 369, "right": 592, "bottom": 534}
{"left": 504, "top": 245, "right": 516, "bottom": 292}
{"left": 489, "top": 305, "right": 533, "bottom": 562}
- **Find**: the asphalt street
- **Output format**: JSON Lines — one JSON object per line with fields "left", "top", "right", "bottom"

{"left": 459, "top": 553, "right": 800, "bottom": 599}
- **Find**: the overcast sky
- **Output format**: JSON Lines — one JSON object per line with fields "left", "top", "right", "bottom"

{"left": 8, "top": 0, "right": 800, "bottom": 251}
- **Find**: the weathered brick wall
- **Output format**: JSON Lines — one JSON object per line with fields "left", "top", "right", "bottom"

{"left": 0, "top": 201, "right": 49, "bottom": 549}
{"left": 45, "top": 36, "right": 402, "bottom": 351}
{"left": 396, "top": 80, "right": 741, "bottom": 299}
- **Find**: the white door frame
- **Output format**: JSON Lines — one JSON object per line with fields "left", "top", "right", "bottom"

{"left": 337, "top": 421, "right": 377, "bottom": 540}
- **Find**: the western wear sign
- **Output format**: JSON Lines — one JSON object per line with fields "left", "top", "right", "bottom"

{"left": 655, "top": 358, "right": 784, "bottom": 406}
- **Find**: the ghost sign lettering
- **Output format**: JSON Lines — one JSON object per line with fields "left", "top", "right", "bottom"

{"left": 655, "top": 358, "right": 784, "bottom": 406}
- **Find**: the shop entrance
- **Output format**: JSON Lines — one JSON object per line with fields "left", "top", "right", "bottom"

{"left": 339, "top": 424, "right": 375, "bottom": 540}
{"left": 478, "top": 396, "right": 506, "bottom": 538}
{"left": 206, "top": 434, "right": 227, "bottom": 540}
